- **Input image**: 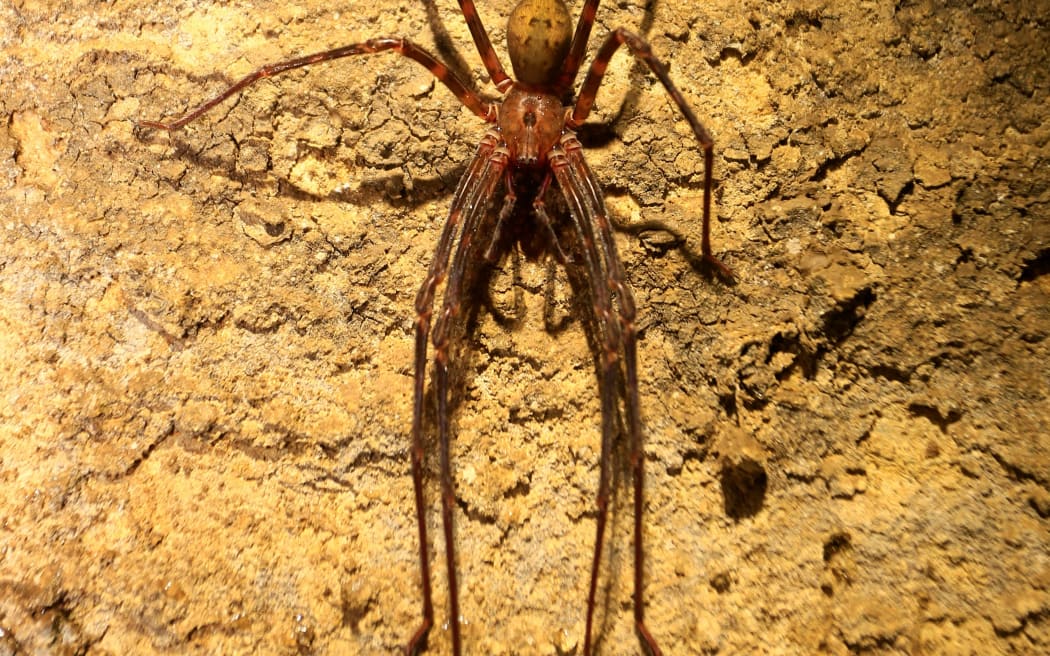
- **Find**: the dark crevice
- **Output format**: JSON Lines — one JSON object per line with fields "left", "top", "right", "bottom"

{"left": 822, "top": 287, "right": 876, "bottom": 345}
{"left": 784, "top": 469, "right": 819, "bottom": 484}
{"left": 767, "top": 331, "right": 799, "bottom": 365}
{"left": 979, "top": 446, "right": 1046, "bottom": 487}
{"left": 127, "top": 306, "right": 185, "bottom": 349}
{"left": 886, "top": 179, "right": 915, "bottom": 214}
{"left": 119, "top": 420, "right": 175, "bottom": 478}
{"left": 810, "top": 145, "right": 867, "bottom": 182}
{"left": 868, "top": 363, "right": 912, "bottom": 383}
{"left": 717, "top": 46, "right": 757, "bottom": 66}
{"left": 785, "top": 9, "right": 824, "bottom": 33}
{"left": 503, "top": 475, "right": 532, "bottom": 500}
{"left": 822, "top": 532, "right": 852, "bottom": 562}
{"left": 1019, "top": 247, "right": 1050, "bottom": 283}
{"left": 993, "top": 608, "right": 1050, "bottom": 638}
{"left": 718, "top": 391, "right": 738, "bottom": 418}
{"left": 457, "top": 498, "right": 499, "bottom": 526}
{"left": 710, "top": 571, "right": 732, "bottom": 593}
{"left": 908, "top": 403, "right": 962, "bottom": 433}
{"left": 721, "top": 458, "right": 768, "bottom": 520}
{"left": 340, "top": 588, "right": 376, "bottom": 634}
{"left": 297, "top": 469, "right": 357, "bottom": 494}
{"left": 842, "top": 634, "right": 900, "bottom": 651}
{"left": 668, "top": 447, "right": 710, "bottom": 477}
{"left": 767, "top": 330, "right": 818, "bottom": 380}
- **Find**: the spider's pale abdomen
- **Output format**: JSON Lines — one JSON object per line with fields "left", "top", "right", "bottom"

{"left": 498, "top": 86, "right": 565, "bottom": 167}
{"left": 506, "top": 0, "right": 572, "bottom": 87}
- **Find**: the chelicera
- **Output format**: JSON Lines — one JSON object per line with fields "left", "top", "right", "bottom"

{"left": 142, "top": 1, "right": 732, "bottom": 654}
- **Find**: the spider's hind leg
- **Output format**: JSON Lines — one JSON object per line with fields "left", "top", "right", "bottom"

{"left": 550, "top": 133, "right": 665, "bottom": 656}
{"left": 408, "top": 131, "right": 507, "bottom": 656}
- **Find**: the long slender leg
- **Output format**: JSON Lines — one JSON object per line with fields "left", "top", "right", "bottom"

{"left": 411, "top": 133, "right": 506, "bottom": 654}
{"left": 550, "top": 144, "right": 631, "bottom": 656}
{"left": 568, "top": 29, "right": 733, "bottom": 280}
{"left": 406, "top": 131, "right": 505, "bottom": 656}
{"left": 454, "top": 0, "right": 513, "bottom": 92}
{"left": 141, "top": 38, "right": 495, "bottom": 130}
{"left": 483, "top": 172, "right": 517, "bottom": 262}
{"left": 432, "top": 143, "right": 508, "bottom": 655}
{"left": 430, "top": 141, "right": 509, "bottom": 655}
{"left": 527, "top": 173, "right": 574, "bottom": 265}
{"left": 556, "top": 0, "right": 602, "bottom": 94}
{"left": 560, "top": 134, "right": 663, "bottom": 655}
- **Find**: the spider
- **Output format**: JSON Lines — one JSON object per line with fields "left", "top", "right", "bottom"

{"left": 141, "top": 1, "right": 732, "bottom": 654}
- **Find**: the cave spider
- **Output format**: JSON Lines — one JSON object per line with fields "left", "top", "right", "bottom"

{"left": 142, "top": 0, "right": 732, "bottom": 653}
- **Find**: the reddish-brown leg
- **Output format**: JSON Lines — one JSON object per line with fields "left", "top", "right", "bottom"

{"left": 138, "top": 26, "right": 508, "bottom": 656}
{"left": 488, "top": 173, "right": 573, "bottom": 265}
{"left": 556, "top": 0, "right": 602, "bottom": 93}
{"left": 140, "top": 38, "right": 495, "bottom": 131}
{"left": 405, "top": 131, "right": 502, "bottom": 656}
{"left": 551, "top": 138, "right": 647, "bottom": 656}
{"left": 408, "top": 129, "right": 507, "bottom": 656}
{"left": 568, "top": 28, "right": 733, "bottom": 281}
{"left": 483, "top": 172, "right": 519, "bottom": 262}
{"left": 532, "top": 190, "right": 575, "bottom": 266}
{"left": 560, "top": 134, "right": 663, "bottom": 655}
{"left": 455, "top": 0, "right": 514, "bottom": 92}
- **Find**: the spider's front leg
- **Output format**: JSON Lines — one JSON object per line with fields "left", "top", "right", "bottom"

{"left": 568, "top": 28, "right": 733, "bottom": 281}
{"left": 139, "top": 38, "right": 494, "bottom": 132}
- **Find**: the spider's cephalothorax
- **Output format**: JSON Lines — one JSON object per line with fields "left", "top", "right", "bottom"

{"left": 141, "top": 1, "right": 731, "bottom": 654}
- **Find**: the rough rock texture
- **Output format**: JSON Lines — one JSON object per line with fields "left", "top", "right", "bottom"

{"left": 2, "top": 1, "right": 1048, "bottom": 654}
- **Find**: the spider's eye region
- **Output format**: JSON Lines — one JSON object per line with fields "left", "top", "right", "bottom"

{"left": 506, "top": 0, "right": 572, "bottom": 87}
{"left": 498, "top": 87, "right": 564, "bottom": 167}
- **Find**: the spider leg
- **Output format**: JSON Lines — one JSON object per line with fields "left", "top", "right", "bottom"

{"left": 531, "top": 173, "right": 575, "bottom": 266}
{"left": 454, "top": 0, "right": 514, "bottom": 93}
{"left": 568, "top": 28, "right": 733, "bottom": 281}
{"left": 483, "top": 172, "right": 517, "bottom": 262}
{"left": 407, "top": 130, "right": 498, "bottom": 656}
{"left": 489, "top": 172, "right": 573, "bottom": 265}
{"left": 409, "top": 129, "right": 508, "bottom": 656}
{"left": 556, "top": 0, "right": 601, "bottom": 94}
{"left": 141, "top": 38, "right": 495, "bottom": 131}
{"left": 559, "top": 133, "right": 664, "bottom": 656}
{"left": 551, "top": 139, "right": 659, "bottom": 656}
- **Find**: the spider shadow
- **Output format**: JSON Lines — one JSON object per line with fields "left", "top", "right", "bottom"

{"left": 559, "top": 251, "right": 634, "bottom": 655}
{"left": 134, "top": 121, "right": 467, "bottom": 211}
{"left": 423, "top": 0, "right": 485, "bottom": 99}
{"left": 617, "top": 216, "right": 738, "bottom": 284}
